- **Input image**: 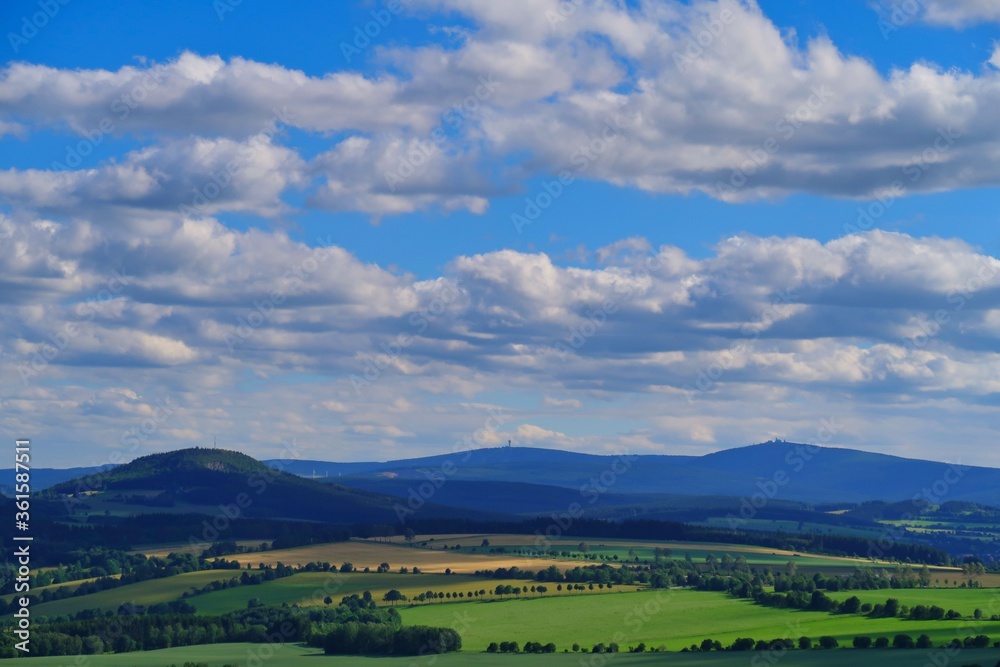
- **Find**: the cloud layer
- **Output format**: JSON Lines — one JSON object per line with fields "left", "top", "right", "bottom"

{"left": 4, "top": 0, "right": 1000, "bottom": 218}
{"left": 3, "top": 0, "right": 1000, "bottom": 466}
{"left": 2, "top": 207, "right": 999, "bottom": 465}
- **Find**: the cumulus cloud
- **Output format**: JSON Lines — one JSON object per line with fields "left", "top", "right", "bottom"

{"left": 3, "top": 211, "right": 1000, "bottom": 463}
{"left": 0, "top": 134, "right": 306, "bottom": 218}
{"left": 6, "top": 1, "right": 1000, "bottom": 466}
{"left": 543, "top": 395, "right": 583, "bottom": 409}
{"left": 0, "top": 52, "right": 433, "bottom": 138}
{"left": 919, "top": 0, "right": 1000, "bottom": 26}
{"left": 308, "top": 135, "right": 494, "bottom": 216}
{"left": 4, "top": 2, "right": 1000, "bottom": 215}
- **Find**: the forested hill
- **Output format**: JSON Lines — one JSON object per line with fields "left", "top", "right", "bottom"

{"left": 43, "top": 447, "right": 500, "bottom": 525}
{"left": 269, "top": 441, "right": 995, "bottom": 506}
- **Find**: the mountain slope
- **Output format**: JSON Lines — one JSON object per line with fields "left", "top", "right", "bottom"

{"left": 0, "top": 464, "right": 114, "bottom": 496}
{"left": 271, "top": 441, "right": 992, "bottom": 506}
{"left": 46, "top": 447, "right": 500, "bottom": 524}
{"left": 326, "top": 476, "right": 844, "bottom": 524}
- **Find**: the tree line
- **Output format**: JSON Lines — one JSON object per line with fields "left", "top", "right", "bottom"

{"left": 0, "top": 592, "right": 460, "bottom": 658}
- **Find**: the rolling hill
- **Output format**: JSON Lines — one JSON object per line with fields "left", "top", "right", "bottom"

{"left": 267, "top": 441, "right": 993, "bottom": 506}
{"left": 0, "top": 464, "right": 114, "bottom": 496}
{"left": 43, "top": 447, "right": 500, "bottom": 525}
{"left": 21, "top": 441, "right": 1000, "bottom": 516}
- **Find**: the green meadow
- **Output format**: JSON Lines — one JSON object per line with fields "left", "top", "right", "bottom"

{"left": 14, "top": 537, "right": 1000, "bottom": 666}
{"left": 189, "top": 571, "right": 571, "bottom": 615}
{"left": 401, "top": 589, "right": 1000, "bottom": 652}
{"left": 28, "top": 569, "right": 253, "bottom": 618}
{"left": 829, "top": 587, "right": 1000, "bottom": 618}
{"left": 17, "top": 642, "right": 1000, "bottom": 666}
{"left": 461, "top": 542, "right": 866, "bottom": 569}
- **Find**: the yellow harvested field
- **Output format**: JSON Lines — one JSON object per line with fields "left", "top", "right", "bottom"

{"left": 229, "top": 539, "right": 603, "bottom": 574}
{"left": 0, "top": 574, "right": 122, "bottom": 604}
{"left": 129, "top": 539, "right": 272, "bottom": 558}
{"left": 397, "top": 532, "right": 830, "bottom": 555}
{"left": 389, "top": 533, "right": 962, "bottom": 570}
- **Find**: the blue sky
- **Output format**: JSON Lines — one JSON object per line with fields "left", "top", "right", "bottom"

{"left": 2, "top": 0, "right": 1000, "bottom": 467}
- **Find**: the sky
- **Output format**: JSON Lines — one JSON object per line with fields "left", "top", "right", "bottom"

{"left": 2, "top": 0, "right": 1000, "bottom": 468}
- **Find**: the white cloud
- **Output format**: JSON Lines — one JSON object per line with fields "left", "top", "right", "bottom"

{"left": 514, "top": 423, "right": 567, "bottom": 443}
{"left": 920, "top": 0, "right": 1000, "bottom": 26}
{"left": 0, "top": 52, "right": 432, "bottom": 138}
{"left": 4, "top": 212, "right": 1000, "bottom": 464}
{"left": 542, "top": 396, "right": 583, "bottom": 409}
{"left": 0, "top": 134, "right": 306, "bottom": 218}
{"left": 309, "top": 135, "right": 493, "bottom": 216}
{"left": 5, "top": 2, "right": 1000, "bottom": 214}
{"left": 6, "top": 1, "right": 1000, "bottom": 466}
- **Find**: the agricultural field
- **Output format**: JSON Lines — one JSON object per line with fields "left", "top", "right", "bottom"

{"left": 26, "top": 569, "right": 255, "bottom": 619}
{"left": 13, "top": 537, "right": 634, "bottom": 620}
{"left": 13, "top": 534, "right": 1000, "bottom": 665}
{"left": 189, "top": 571, "right": 612, "bottom": 615}
{"left": 827, "top": 587, "right": 1000, "bottom": 618}
{"left": 17, "top": 643, "right": 1000, "bottom": 667}
{"left": 401, "top": 588, "right": 1000, "bottom": 653}
{"left": 0, "top": 574, "right": 121, "bottom": 605}
{"left": 129, "top": 539, "right": 272, "bottom": 558}
{"left": 226, "top": 538, "right": 594, "bottom": 573}
{"left": 404, "top": 533, "right": 961, "bottom": 574}
{"left": 880, "top": 518, "right": 1000, "bottom": 541}
{"left": 698, "top": 517, "right": 885, "bottom": 539}
{"left": 399, "top": 533, "right": 880, "bottom": 559}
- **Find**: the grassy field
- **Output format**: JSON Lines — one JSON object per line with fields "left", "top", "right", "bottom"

{"left": 401, "top": 589, "right": 1000, "bottom": 652}
{"left": 129, "top": 539, "right": 272, "bottom": 558}
{"left": 228, "top": 538, "right": 594, "bottom": 574}
{"left": 391, "top": 533, "right": 958, "bottom": 572}
{"left": 0, "top": 574, "right": 123, "bottom": 605}
{"left": 19, "top": 642, "right": 1000, "bottom": 666}
{"left": 189, "top": 571, "right": 617, "bottom": 615}
{"left": 698, "top": 517, "right": 885, "bottom": 539}
{"left": 14, "top": 534, "right": 1000, "bottom": 666}
{"left": 829, "top": 587, "right": 1000, "bottom": 618}
{"left": 26, "top": 569, "right": 254, "bottom": 618}
{"left": 30, "top": 535, "right": 978, "bottom": 619}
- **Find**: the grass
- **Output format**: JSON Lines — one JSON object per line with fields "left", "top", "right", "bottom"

{"left": 25, "top": 569, "right": 254, "bottom": 619}
{"left": 698, "top": 517, "right": 884, "bottom": 539}
{"left": 0, "top": 574, "right": 122, "bottom": 605}
{"left": 15, "top": 532, "right": 1000, "bottom": 665}
{"left": 830, "top": 587, "right": 1000, "bottom": 618}
{"left": 393, "top": 533, "right": 947, "bottom": 572}
{"left": 18, "top": 643, "right": 1000, "bottom": 666}
{"left": 400, "top": 588, "right": 1000, "bottom": 652}
{"left": 21, "top": 534, "right": 979, "bottom": 621}
{"left": 189, "top": 571, "right": 606, "bottom": 615}
{"left": 227, "top": 538, "right": 592, "bottom": 574}
{"left": 128, "top": 539, "right": 272, "bottom": 558}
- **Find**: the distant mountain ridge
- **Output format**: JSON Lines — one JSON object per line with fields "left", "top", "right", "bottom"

{"left": 266, "top": 441, "right": 992, "bottom": 506}
{"left": 0, "top": 464, "right": 116, "bottom": 496}
{"left": 43, "top": 447, "right": 501, "bottom": 524}
{"left": 13, "top": 441, "right": 994, "bottom": 507}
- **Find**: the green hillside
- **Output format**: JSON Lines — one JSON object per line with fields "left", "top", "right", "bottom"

{"left": 44, "top": 447, "right": 468, "bottom": 525}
